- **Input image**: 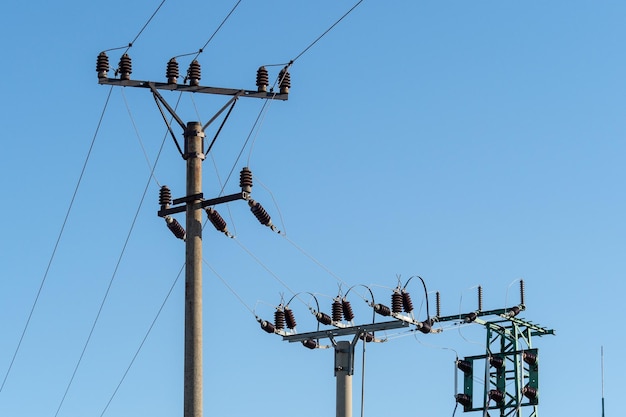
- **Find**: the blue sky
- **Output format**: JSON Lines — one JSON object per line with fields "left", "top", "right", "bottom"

{"left": 1, "top": 1, "right": 624, "bottom": 416}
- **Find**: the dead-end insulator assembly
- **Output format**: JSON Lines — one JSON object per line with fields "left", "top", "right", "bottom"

{"left": 204, "top": 207, "right": 232, "bottom": 237}
{"left": 165, "top": 215, "right": 185, "bottom": 240}
{"left": 186, "top": 60, "right": 201, "bottom": 86}
{"left": 256, "top": 66, "right": 268, "bottom": 92}
{"left": 259, "top": 319, "right": 276, "bottom": 334}
{"left": 278, "top": 66, "right": 291, "bottom": 94}
{"left": 117, "top": 53, "right": 132, "bottom": 80}
{"left": 166, "top": 57, "right": 179, "bottom": 84}
{"left": 96, "top": 52, "right": 109, "bottom": 79}
{"left": 248, "top": 199, "right": 279, "bottom": 233}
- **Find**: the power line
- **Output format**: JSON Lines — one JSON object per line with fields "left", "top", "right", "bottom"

{"left": 0, "top": 86, "right": 114, "bottom": 396}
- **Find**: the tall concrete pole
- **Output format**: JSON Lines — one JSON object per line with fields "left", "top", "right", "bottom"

{"left": 335, "top": 341, "right": 353, "bottom": 417}
{"left": 184, "top": 122, "right": 205, "bottom": 417}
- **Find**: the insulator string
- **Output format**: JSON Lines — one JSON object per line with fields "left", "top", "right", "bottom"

{"left": 0, "top": 86, "right": 114, "bottom": 395}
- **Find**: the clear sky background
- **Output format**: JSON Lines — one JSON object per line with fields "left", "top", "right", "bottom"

{"left": 1, "top": 1, "right": 624, "bottom": 416}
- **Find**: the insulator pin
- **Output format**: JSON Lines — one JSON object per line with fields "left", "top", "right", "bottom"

{"left": 240, "top": 167, "right": 253, "bottom": 194}
{"left": 465, "top": 312, "right": 478, "bottom": 323}
{"left": 455, "top": 394, "right": 471, "bottom": 407}
{"left": 342, "top": 299, "right": 354, "bottom": 322}
{"left": 507, "top": 306, "right": 521, "bottom": 317}
{"left": 165, "top": 216, "right": 185, "bottom": 240}
{"left": 523, "top": 351, "right": 537, "bottom": 365}
{"left": 279, "top": 66, "right": 290, "bottom": 94}
{"left": 166, "top": 58, "right": 179, "bottom": 84}
{"left": 117, "top": 53, "right": 132, "bottom": 80}
{"left": 260, "top": 320, "right": 275, "bottom": 334}
{"left": 402, "top": 290, "right": 414, "bottom": 313}
{"left": 274, "top": 309, "right": 285, "bottom": 330}
{"left": 359, "top": 332, "right": 374, "bottom": 343}
{"left": 489, "top": 356, "right": 504, "bottom": 369}
{"left": 159, "top": 185, "right": 172, "bottom": 208}
{"left": 374, "top": 303, "right": 391, "bottom": 317}
{"left": 187, "top": 60, "right": 201, "bottom": 86}
{"left": 96, "top": 52, "right": 109, "bottom": 78}
{"left": 315, "top": 312, "right": 332, "bottom": 325}
{"left": 284, "top": 307, "right": 297, "bottom": 329}
{"left": 457, "top": 359, "right": 472, "bottom": 374}
{"left": 489, "top": 389, "right": 505, "bottom": 404}
{"left": 256, "top": 66, "right": 269, "bottom": 92}
{"left": 418, "top": 319, "right": 432, "bottom": 334}
{"left": 332, "top": 299, "right": 343, "bottom": 322}
{"left": 205, "top": 207, "right": 230, "bottom": 236}
{"left": 522, "top": 385, "right": 538, "bottom": 400}
{"left": 391, "top": 291, "right": 403, "bottom": 313}
{"left": 302, "top": 339, "right": 318, "bottom": 349}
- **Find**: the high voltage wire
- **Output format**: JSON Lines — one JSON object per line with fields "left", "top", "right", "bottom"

{"left": 0, "top": 86, "right": 114, "bottom": 395}
{"left": 4, "top": 0, "right": 368, "bottom": 411}
{"left": 1, "top": 0, "right": 170, "bottom": 403}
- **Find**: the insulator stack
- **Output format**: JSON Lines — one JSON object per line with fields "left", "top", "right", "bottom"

{"left": 489, "top": 356, "right": 504, "bottom": 369}
{"left": 117, "top": 53, "right": 132, "bottom": 80}
{"left": 96, "top": 52, "right": 109, "bottom": 78}
{"left": 418, "top": 319, "right": 432, "bottom": 334}
{"left": 315, "top": 311, "right": 332, "bottom": 325}
{"left": 508, "top": 306, "right": 521, "bottom": 317}
{"left": 166, "top": 58, "right": 179, "bottom": 84}
{"left": 478, "top": 286, "right": 483, "bottom": 311}
{"left": 391, "top": 291, "right": 403, "bottom": 313}
{"left": 205, "top": 207, "right": 229, "bottom": 235}
{"left": 455, "top": 394, "right": 471, "bottom": 407}
{"left": 256, "top": 66, "right": 268, "bottom": 92}
{"left": 302, "top": 339, "right": 317, "bottom": 349}
{"left": 187, "top": 60, "right": 201, "bottom": 86}
{"left": 522, "top": 385, "right": 538, "bottom": 400}
{"left": 274, "top": 309, "right": 285, "bottom": 330}
{"left": 159, "top": 185, "right": 172, "bottom": 208}
{"left": 279, "top": 67, "right": 290, "bottom": 94}
{"left": 402, "top": 290, "right": 414, "bottom": 313}
{"left": 374, "top": 303, "right": 391, "bottom": 317}
{"left": 359, "top": 332, "right": 374, "bottom": 343}
{"left": 435, "top": 291, "right": 441, "bottom": 317}
{"left": 260, "top": 320, "right": 275, "bottom": 334}
{"left": 465, "top": 312, "right": 478, "bottom": 323}
{"left": 284, "top": 307, "right": 297, "bottom": 329}
{"left": 489, "top": 390, "right": 505, "bottom": 404}
{"left": 332, "top": 299, "right": 343, "bottom": 322}
{"left": 342, "top": 299, "right": 354, "bottom": 322}
{"left": 248, "top": 199, "right": 274, "bottom": 229}
{"left": 165, "top": 216, "right": 185, "bottom": 240}
{"left": 240, "top": 167, "right": 253, "bottom": 194}
{"left": 520, "top": 279, "right": 526, "bottom": 306}
{"left": 457, "top": 360, "right": 472, "bottom": 374}
{"left": 523, "top": 351, "right": 537, "bottom": 365}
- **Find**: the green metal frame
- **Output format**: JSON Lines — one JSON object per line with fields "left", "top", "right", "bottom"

{"left": 457, "top": 317, "right": 553, "bottom": 416}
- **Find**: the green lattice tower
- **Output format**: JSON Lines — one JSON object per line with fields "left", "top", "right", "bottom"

{"left": 457, "top": 316, "right": 553, "bottom": 416}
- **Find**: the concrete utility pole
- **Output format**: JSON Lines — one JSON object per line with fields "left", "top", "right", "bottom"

{"left": 184, "top": 122, "right": 205, "bottom": 417}
{"left": 96, "top": 52, "right": 289, "bottom": 417}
